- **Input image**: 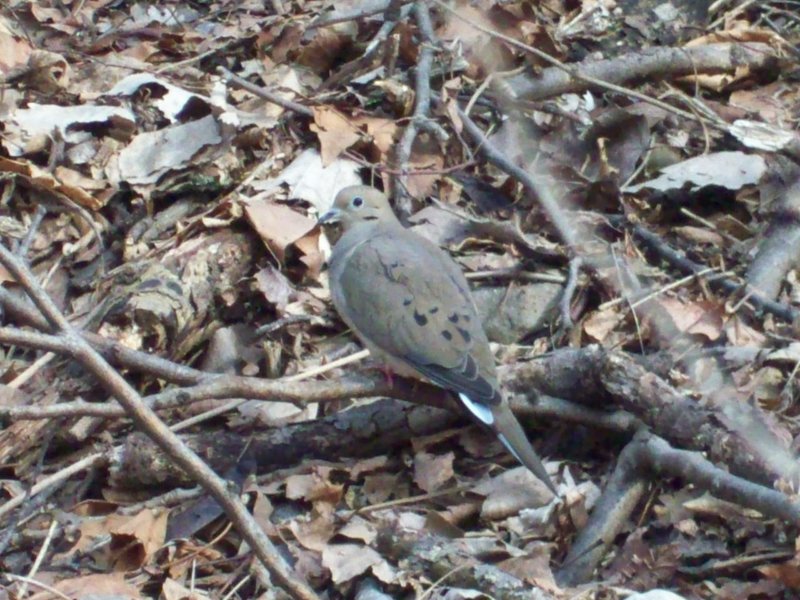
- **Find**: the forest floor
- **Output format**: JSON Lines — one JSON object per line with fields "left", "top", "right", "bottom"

{"left": 1, "top": 1, "right": 800, "bottom": 599}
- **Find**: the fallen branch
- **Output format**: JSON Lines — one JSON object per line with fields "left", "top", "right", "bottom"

{"left": 0, "top": 243, "right": 321, "bottom": 600}
{"left": 110, "top": 399, "right": 458, "bottom": 488}
{"left": 392, "top": 1, "right": 447, "bottom": 216}
{"left": 506, "top": 347, "right": 800, "bottom": 488}
{"left": 504, "top": 43, "right": 779, "bottom": 103}
{"left": 557, "top": 437, "right": 648, "bottom": 586}
{"left": 627, "top": 221, "right": 799, "bottom": 323}
{"left": 377, "top": 515, "right": 554, "bottom": 599}
{"left": 558, "top": 429, "right": 800, "bottom": 585}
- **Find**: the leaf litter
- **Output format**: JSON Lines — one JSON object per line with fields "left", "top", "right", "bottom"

{"left": 0, "top": 1, "right": 799, "bottom": 599}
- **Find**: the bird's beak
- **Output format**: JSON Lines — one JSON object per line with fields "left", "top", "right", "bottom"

{"left": 318, "top": 208, "right": 341, "bottom": 225}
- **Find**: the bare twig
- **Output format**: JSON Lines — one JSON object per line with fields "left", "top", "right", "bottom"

{"left": 392, "top": 1, "right": 445, "bottom": 216}
{"left": 0, "top": 453, "right": 106, "bottom": 523}
{"left": 559, "top": 257, "right": 582, "bottom": 330}
{"left": 0, "top": 243, "right": 320, "bottom": 600}
{"left": 321, "top": 0, "right": 408, "bottom": 89}
{"left": 307, "top": 1, "right": 407, "bottom": 30}
{"left": 628, "top": 222, "right": 799, "bottom": 323}
{"left": 557, "top": 438, "right": 648, "bottom": 586}
{"left": 17, "top": 518, "right": 58, "bottom": 598}
{"left": 218, "top": 66, "right": 314, "bottom": 118}
{"left": 431, "top": 0, "right": 774, "bottom": 129}
{"left": 451, "top": 104, "right": 579, "bottom": 249}
{"left": 13, "top": 205, "right": 47, "bottom": 261}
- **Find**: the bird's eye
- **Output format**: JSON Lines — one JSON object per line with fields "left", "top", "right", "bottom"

{"left": 351, "top": 196, "right": 364, "bottom": 209}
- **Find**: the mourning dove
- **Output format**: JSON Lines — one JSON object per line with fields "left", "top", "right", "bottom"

{"left": 319, "top": 185, "right": 557, "bottom": 495}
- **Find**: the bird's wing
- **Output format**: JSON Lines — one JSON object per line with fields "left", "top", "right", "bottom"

{"left": 331, "top": 226, "right": 500, "bottom": 407}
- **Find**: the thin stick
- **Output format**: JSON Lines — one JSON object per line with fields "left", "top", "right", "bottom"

{"left": 171, "top": 349, "right": 371, "bottom": 432}
{"left": 17, "top": 518, "right": 58, "bottom": 598}
{"left": 218, "top": 66, "right": 314, "bottom": 118}
{"left": 0, "top": 453, "right": 105, "bottom": 522}
{"left": 5, "top": 574, "right": 72, "bottom": 600}
{"left": 430, "top": 0, "right": 729, "bottom": 129}
{"left": 598, "top": 267, "right": 718, "bottom": 311}
{"left": 0, "top": 243, "right": 320, "bottom": 600}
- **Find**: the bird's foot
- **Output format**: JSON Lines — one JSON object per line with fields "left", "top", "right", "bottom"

{"left": 378, "top": 364, "right": 395, "bottom": 387}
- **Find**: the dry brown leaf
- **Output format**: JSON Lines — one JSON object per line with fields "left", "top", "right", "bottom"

{"left": 310, "top": 108, "right": 398, "bottom": 167}
{"left": 475, "top": 467, "right": 553, "bottom": 520}
{"left": 423, "top": 511, "right": 465, "bottom": 538}
{"left": 251, "top": 492, "right": 276, "bottom": 537}
{"left": 110, "top": 507, "right": 169, "bottom": 558}
{"left": 253, "top": 264, "right": 294, "bottom": 313}
{"left": 729, "top": 120, "right": 799, "bottom": 153}
{"left": 55, "top": 165, "right": 109, "bottom": 194}
{"left": 436, "top": 501, "right": 481, "bottom": 527}
{"left": 337, "top": 515, "right": 378, "bottom": 544}
{"left": 252, "top": 148, "right": 362, "bottom": 214}
{"left": 24, "top": 50, "right": 70, "bottom": 93}
{"left": 758, "top": 557, "right": 800, "bottom": 590}
{"left": 292, "top": 546, "right": 327, "bottom": 584}
{"left": 285, "top": 467, "right": 344, "bottom": 504}
{"left": 413, "top": 451, "right": 455, "bottom": 493}
{"left": 682, "top": 23, "right": 785, "bottom": 92}
{"left": 654, "top": 298, "right": 723, "bottom": 341}
{"left": 351, "top": 114, "right": 398, "bottom": 158}
{"left": 686, "top": 20, "right": 786, "bottom": 49}
{"left": 116, "top": 115, "right": 222, "bottom": 185}
{"left": 289, "top": 503, "right": 337, "bottom": 552}
{"left": 297, "top": 26, "right": 354, "bottom": 74}
{"left": 498, "top": 542, "right": 559, "bottom": 593}
{"left": 5, "top": 103, "right": 134, "bottom": 156}
{"left": 321, "top": 543, "right": 383, "bottom": 584}
{"left": 28, "top": 573, "right": 143, "bottom": 600}
{"left": 583, "top": 306, "right": 625, "bottom": 343}
{"left": 0, "top": 157, "right": 104, "bottom": 211}
{"left": 683, "top": 493, "right": 764, "bottom": 521}
{"left": 349, "top": 455, "right": 390, "bottom": 479}
{"left": 294, "top": 227, "right": 325, "bottom": 279}
{"left": 625, "top": 152, "right": 766, "bottom": 194}
{"left": 54, "top": 507, "right": 167, "bottom": 571}
{"left": 723, "top": 314, "right": 768, "bottom": 347}
{"left": 310, "top": 106, "right": 362, "bottom": 166}
{"left": 0, "top": 21, "right": 32, "bottom": 73}
{"left": 406, "top": 147, "right": 444, "bottom": 199}
{"left": 673, "top": 226, "right": 726, "bottom": 247}
{"left": 162, "top": 577, "right": 212, "bottom": 600}
{"left": 730, "top": 82, "right": 800, "bottom": 126}
{"left": 166, "top": 541, "right": 226, "bottom": 580}
{"left": 107, "top": 73, "right": 208, "bottom": 123}
{"left": 363, "top": 472, "right": 402, "bottom": 504}
{"left": 244, "top": 199, "right": 317, "bottom": 263}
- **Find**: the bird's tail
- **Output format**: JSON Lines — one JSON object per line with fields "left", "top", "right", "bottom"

{"left": 493, "top": 404, "right": 558, "bottom": 495}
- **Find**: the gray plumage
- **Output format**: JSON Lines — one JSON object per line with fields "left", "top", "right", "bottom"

{"left": 319, "top": 185, "right": 557, "bottom": 495}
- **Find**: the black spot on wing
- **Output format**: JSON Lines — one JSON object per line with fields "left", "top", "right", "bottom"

{"left": 456, "top": 327, "right": 471, "bottom": 343}
{"left": 403, "top": 297, "right": 412, "bottom": 306}
{"left": 429, "top": 307, "right": 439, "bottom": 314}
{"left": 441, "top": 330, "right": 453, "bottom": 341}
{"left": 448, "top": 313, "right": 459, "bottom": 323}
{"left": 414, "top": 310, "right": 427, "bottom": 326}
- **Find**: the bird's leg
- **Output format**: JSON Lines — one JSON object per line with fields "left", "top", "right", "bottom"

{"left": 363, "top": 357, "right": 396, "bottom": 386}
{"left": 378, "top": 364, "right": 395, "bottom": 387}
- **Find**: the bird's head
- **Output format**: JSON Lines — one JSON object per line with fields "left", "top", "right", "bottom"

{"left": 318, "top": 185, "right": 398, "bottom": 231}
